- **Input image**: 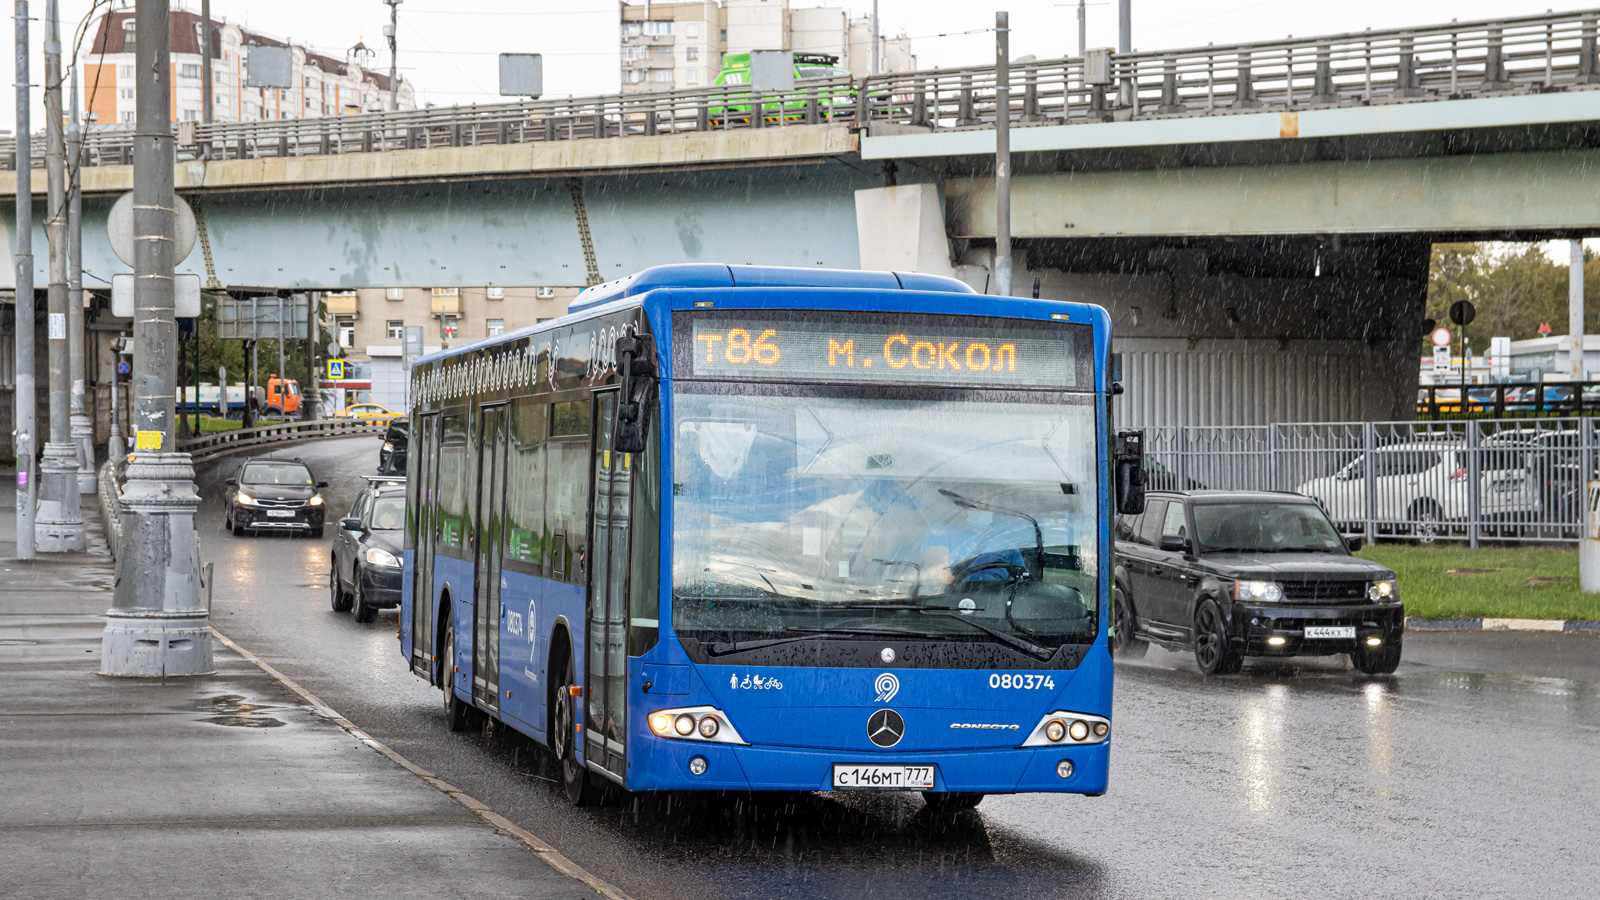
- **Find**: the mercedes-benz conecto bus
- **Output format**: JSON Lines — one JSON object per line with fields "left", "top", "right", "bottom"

{"left": 401, "top": 264, "right": 1144, "bottom": 807}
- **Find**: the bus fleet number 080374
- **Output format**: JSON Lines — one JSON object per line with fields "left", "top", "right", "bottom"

{"left": 991, "top": 673, "right": 1057, "bottom": 690}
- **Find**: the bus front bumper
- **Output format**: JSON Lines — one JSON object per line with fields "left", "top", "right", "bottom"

{"left": 621, "top": 740, "right": 1110, "bottom": 795}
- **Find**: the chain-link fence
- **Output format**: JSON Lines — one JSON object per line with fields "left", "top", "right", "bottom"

{"left": 1144, "top": 418, "right": 1595, "bottom": 545}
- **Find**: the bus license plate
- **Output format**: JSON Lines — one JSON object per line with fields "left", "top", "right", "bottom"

{"left": 266, "top": 510, "right": 294, "bottom": 518}
{"left": 832, "top": 764, "right": 935, "bottom": 790}
{"left": 1305, "top": 626, "right": 1355, "bottom": 639}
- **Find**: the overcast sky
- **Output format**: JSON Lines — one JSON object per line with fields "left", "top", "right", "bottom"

{"left": 0, "top": 0, "right": 1585, "bottom": 121}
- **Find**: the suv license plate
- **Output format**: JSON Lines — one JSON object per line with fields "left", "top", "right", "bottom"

{"left": 832, "top": 764, "right": 935, "bottom": 790}
{"left": 266, "top": 510, "right": 294, "bottom": 518}
{"left": 1305, "top": 626, "right": 1355, "bottom": 639}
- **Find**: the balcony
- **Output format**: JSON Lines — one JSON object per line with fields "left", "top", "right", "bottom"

{"left": 431, "top": 295, "right": 461, "bottom": 315}
{"left": 324, "top": 293, "right": 359, "bottom": 316}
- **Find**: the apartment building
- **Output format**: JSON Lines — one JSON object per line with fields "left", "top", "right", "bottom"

{"left": 85, "top": 2, "right": 416, "bottom": 127}
{"left": 320, "top": 286, "right": 581, "bottom": 410}
{"left": 620, "top": 0, "right": 916, "bottom": 94}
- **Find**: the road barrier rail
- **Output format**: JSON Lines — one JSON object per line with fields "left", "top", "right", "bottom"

{"left": 175, "top": 418, "right": 388, "bottom": 463}
{"left": 1143, "top": 417, "right": 1596, "bottom": 546}
{"left": 3, "top": 8, "right": 1595, "bottom": 169}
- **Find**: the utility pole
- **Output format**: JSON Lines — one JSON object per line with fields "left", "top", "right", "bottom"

{"left": 1079, "top": 0, "right": 1087, "bottom": 58}
{"left": 13, "top": 1, "right": 36, "bottom": 560}
{"left": 994, "top": 11, "right": 1012, "bottom": 298}
{"left": 1572, "top": 239, "right": 1587, "bottom": 383}
{"left": 201, "top": 0, "right": 214, "bottom": 131}
{"left": 38, "top": 0, "right": 85, "bottom": 551}
{"left": 384, "top": 0, "right": 402, "bottom": 112}
{"left": 871, "top": 0, "right": 880, "bottom": 75}
{"left": 69, "top": 63, "right": 93, "bottom": 494}
{"left": 1118, "top": 0, "right": 1131, "bottom": 103}
{"left": 102, "top": 0, "right": 211, "bottom": 678}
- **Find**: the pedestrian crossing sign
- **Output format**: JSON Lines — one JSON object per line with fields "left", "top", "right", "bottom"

{"left": 327, "top": 359, "right": 346, "bottom": 380}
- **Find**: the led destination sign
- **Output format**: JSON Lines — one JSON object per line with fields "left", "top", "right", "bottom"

{"left": 687, "top": 315, "right": 1080, "bottom": 388}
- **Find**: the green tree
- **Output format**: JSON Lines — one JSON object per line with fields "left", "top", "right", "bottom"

{"left": 1426, "top": 242, "right": 1600, "bottom": 354}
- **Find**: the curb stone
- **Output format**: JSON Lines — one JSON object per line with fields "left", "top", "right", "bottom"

{"left": 1406, "top": 616, "right": 1600, "bottom": 633}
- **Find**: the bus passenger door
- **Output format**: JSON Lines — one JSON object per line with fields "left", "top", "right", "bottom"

{"left": 411, "top": 413, "right": 441, "bottom": 680}
{"left": 474, "top": 404, "right": 508, "bottom": 712}
{"left": 585, "top": 391, "right": 631, "bottom": 782}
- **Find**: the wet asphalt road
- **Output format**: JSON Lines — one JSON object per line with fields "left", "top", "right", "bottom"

{"left": 198, "top": 436, "right": 1600, "bottom": 900}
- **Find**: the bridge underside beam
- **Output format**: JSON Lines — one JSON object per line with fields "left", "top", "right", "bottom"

{"left": 946, "top": 148, "right": 1600, "bottom": 239}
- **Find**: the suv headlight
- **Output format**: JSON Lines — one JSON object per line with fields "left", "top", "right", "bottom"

{"left": 308, "top": 495, "right": 324, "bottom": 506}
{"left": 235, "top": 491, "right": 259, "bottom": 506}
{"left": 365, "top": 547, "right": 401, "bottom": 568}
{"left": 647, "top": 705, "right": 747, "bottom": 745}
{"left": 1234, "top": 580, "right": 1283, "bottom": 603}
{"left": 1367, "top": 579, "right": 1397, "bottom": 601}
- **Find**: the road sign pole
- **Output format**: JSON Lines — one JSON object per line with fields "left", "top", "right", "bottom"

{"left": 102, "top": 0, "right": 211, "bottom": 678}
{"left": 36, "top": 0, "right": 85, "bottom": 551}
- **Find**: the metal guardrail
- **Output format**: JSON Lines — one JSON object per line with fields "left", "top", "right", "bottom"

{"left": 3, "top": 8, "right": 1595, "bottom": 170}
{"left": 1144, "top": 417, "right": 1596, "bottom": 546}
{"left": 1416, "top": 381, "right": 1600, "bottom": 420}
{"left": 176, "top": 417, "right": 388, "bottom": 463}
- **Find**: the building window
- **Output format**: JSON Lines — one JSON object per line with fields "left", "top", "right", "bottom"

{"left": 337, "top": 319, "right": 356, "bottom": 349}
{"left": 431, "top": 287, "right": 460, "bottom": 297}
{"left": 118, "top": 64, "right": 133, "bottom": 78}
{"left": 644, "top": 20, "right": 673, "bottom": 36}
{"left": 621, "top": 22, "right": 643, "bottom": 37}
{"left": 686, "top": 46, "right": 699, "bottom": 61}
{"left": 622, "top": 46, "right": 645, "bottom": 61}
{"left": 486, "top": 319, "right": 505, "bottom": 337}
{"left": 535, "top": 287, "right": 556, "bottom": 299}
{"left": 119, "top": 87, "right": 134, "bottom": 99}
{"left": 181, "top": 63, "right": 201, "bottom": 79}
{"left": 687, "top": 22, "right": 702, "bottom": 39}
{"left": 652, "top": 69, "right": 672, "bottom": 83}
{"left": 387, "top": 320, "right": 405, "bottom": 340}
{"left": 182, "top": 109, "right": 198, "bottom": 121}
{"left": 720, "top": 29, "right": 728, "bottom": 43}
{"left": 217, "top": 94, "right": 231, "bottom": 108}
{"left": 622, "top": 69, "right": 645, "bottom": 84}
{"left": 385, "top": 287, "right": 405, "bottom": 300}
{"left": 686, "top": 68, "right": 700, "bottom": 84}
{"left": 122, "top": 21, "right": 136, "bottom": 52}
{"left": 486, "top": 286, "right": 505, "bottom": 300}
{"left": 119, "top": 111, "right": 134, "bottom": 123}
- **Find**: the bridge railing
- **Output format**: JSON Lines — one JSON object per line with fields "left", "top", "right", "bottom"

{"left": 4, "top": 8, "right": 1595, "bottom": 169}
{"left": 176, "top": 417, "right": 388, "bottom": 464}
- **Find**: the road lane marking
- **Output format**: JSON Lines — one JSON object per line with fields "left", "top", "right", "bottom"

{"left": 211, "top": 627, "right": 634, "bottom": 900}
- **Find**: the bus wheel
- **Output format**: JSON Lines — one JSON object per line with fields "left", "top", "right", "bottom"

{"left": 922, "top": 791, "right": 984, "bottom": 812}
{"left": 552, "top": 656, "right": 591, "bottom": 806}
{"left": 442, "top": 617, "right": 471, "bottom": 732}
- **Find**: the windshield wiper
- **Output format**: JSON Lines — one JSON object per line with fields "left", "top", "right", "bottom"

{"left": 706, "top": 626, "right": 931, "bottom": 656}
{"left": 823, "top": 603, "right": 1056, "bottom": 661}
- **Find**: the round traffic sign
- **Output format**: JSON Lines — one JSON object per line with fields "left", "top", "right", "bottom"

{"left": 1449, "top": 299, "right": 1476, "bottom": 327}
{"left": 117, "top": 360, "right": 131, "bottom": 375}
{"left": 1431, "top": 327, "right": 1452, "bottom": 347}
{"left": 107, "top": 192, "right": 198, "bottom": 267}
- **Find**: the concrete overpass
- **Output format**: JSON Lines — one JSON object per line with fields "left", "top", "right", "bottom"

{"left": 4, "top": 7, "right": 1599, "bottom": 428}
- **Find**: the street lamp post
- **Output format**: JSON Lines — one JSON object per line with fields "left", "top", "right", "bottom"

{"left": 102, "top": 0, "right": 211, "bottom": 678}
{"left": 384, "top": 0, "right": 402, "bottom": 112}
{"left": 70, "top": 63, "right": 94, "bottom": 494}
{"left": 38, "top": 0, "right": 86, "bottom": 551}
{"left": 13, "top": 1, "right": 37, "bottom": 561}
{"left": 994, "top": 11, "right": 1012, "bottom": 298}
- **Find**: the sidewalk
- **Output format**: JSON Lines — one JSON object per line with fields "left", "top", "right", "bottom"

{"left": 0, "top": 480, "right": 597, "bottom": 900}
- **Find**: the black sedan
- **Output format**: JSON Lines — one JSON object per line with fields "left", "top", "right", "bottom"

{"left": 224, "top": 457, "right": 328, "bottom": 538}
{"left": 377, "top": 418, "right": 409, "bottom": 476}
{"left": 1113, "top": 490, "right": 1403, "bottom": 676}
{"left": 330, "top": 479, "right": 406, "bottom": 623}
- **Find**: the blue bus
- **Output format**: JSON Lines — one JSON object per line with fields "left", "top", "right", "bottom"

{"left": 401, "top": 264, "right": 1144, "bottom": 807}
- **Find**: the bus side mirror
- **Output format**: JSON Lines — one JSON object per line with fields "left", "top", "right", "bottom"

{"left": 613, "top": 332, "right": 658, "bottom": 455}
{"left": 1115, "top": 430, "right": 1146, "bottom": 515}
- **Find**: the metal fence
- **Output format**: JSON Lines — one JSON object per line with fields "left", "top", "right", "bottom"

{"left": 1146, "top": 418, "right": 1595, "bottom": 545}
{"left": 175, "top": 417, "right": 387, "bottom": 464}
{"left": 4, "top": 8, "right": 1596, "bottom": 169}
{"left": 1415, "top": 381, "right": 1600, "bottom": 420}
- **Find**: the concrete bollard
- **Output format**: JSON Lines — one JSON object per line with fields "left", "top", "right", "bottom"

{"left": 1583, "top": 481, "right": 1600, "bottom": 594}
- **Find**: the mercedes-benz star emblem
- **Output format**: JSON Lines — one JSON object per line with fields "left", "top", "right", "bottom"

{"left": 867, "top": 709, "right": 905, "bottom": 748}
{"left": 881, "top": 647, "right": 896, "bottom": 663}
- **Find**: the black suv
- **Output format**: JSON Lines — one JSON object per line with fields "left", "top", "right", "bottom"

{"left": 378, "top": 417, "right": 409, "bottom": 476}
{"left": 330, "top": 478, "right": 406, "bottom": 623}
{"left": 1113, "top": 490, "right": 1403, "bottom": 675}
{"left": 224, "top": 457, "right": 329, "bottom": 537}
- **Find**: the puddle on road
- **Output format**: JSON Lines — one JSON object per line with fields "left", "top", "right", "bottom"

{"left": 190, "top": 693, "right": 286, "bottom": 728}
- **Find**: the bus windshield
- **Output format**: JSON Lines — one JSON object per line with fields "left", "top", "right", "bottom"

{"left": 672, "top": 388, "right": 1099, "bottom": 652}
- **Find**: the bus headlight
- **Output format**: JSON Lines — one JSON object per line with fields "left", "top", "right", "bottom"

{"left": 646, "top": 705, "right": 747, "bottom": 745}
{"left": 1368, "top": 580, "right": 1397, "bottom": 601}
{"left": 1022, "top": 711, "right": 1109, "bottom": 747}
{"left": 1235, "top": 580, "right": 1283, "bottom": 602}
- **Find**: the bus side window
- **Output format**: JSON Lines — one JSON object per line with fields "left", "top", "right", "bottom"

{"left": 437, "top": 410, "right": 469, "bottom": 550}
{"left": 506, "top": 397, "right": 549, "bottom": 570}
{"left": 549, "top": 400, "right": 591, "bottom": 585}
{"left": 628, "top": 415, "right": 661, "bottom": 656}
